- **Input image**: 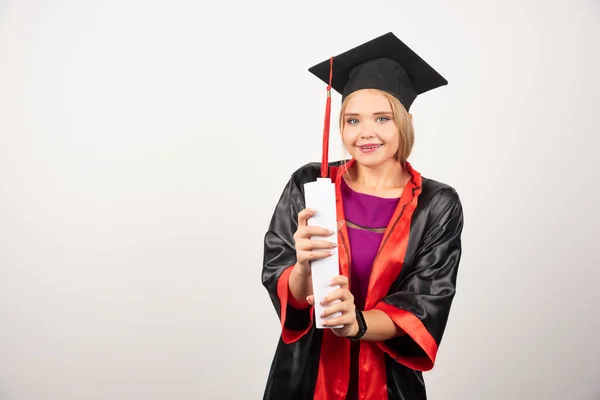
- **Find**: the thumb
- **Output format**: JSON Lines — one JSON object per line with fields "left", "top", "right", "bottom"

{"left": 306, "top": 295, "right": 315, "bottom": 306}
{"left": 337, "top": 220, "right": 345, "bottom": 231}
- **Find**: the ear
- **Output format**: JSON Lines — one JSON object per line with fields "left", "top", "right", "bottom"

{"left": 408, "top": 113, "right": 413, "bottom": 121}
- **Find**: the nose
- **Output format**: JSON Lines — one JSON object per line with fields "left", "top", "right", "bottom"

{"left": 359, "top": 120, "right": 377, "bottom": 139}
{"left": 360, "top": 129, "right": 375, "bottom": 139}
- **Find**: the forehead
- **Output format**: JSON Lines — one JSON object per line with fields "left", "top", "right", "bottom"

{"left": 344, "top": 89, "right": 392, "bottom": 113}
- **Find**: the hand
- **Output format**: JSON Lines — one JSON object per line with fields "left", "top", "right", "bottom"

{"left": 293, "top": 208, "right": 338, "bottom": 276}
{"left": 307, "top": 275, "right": 358, "bottom": 338}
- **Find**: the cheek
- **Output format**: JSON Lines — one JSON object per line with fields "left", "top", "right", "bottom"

{"left": 382, "top": 126, "right": 400, "bottom": 145}
{"left": 341, "top": 128, "right": 356, "bottom": 146}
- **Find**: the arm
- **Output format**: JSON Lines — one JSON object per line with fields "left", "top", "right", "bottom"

{"left": 344, "top": 309, "right": 405, "bottom": 341}
{"left": 372, "top": 189, "right": 464, "bottom": 371}
{"left": 318, "top": 189, "right": 463, "bottom": 354}
{"left": 348, "top": 310, "right": 405, "bottom": 342}
{"left": 288, "top": 265, "right": 313, "bottom": 309}
{"left": 262, "top": 177, "right": 314, "bottom": 343}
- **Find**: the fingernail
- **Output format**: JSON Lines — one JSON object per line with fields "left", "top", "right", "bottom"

{"left": 328, "top": 230, "right": 334, "bottom": 235}
{"left": 309, "top": 208, "right": 316, "bottom": 213}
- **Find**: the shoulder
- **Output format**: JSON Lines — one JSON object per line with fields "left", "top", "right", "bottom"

{"left": 420, "top": 176, "right": 461, "bottom": 205}
{"left": 289, "top": 162, "right": 321, "bottom": 186}
{"left": 287, "top": 160, "right": 347, "bottom": 190}
{"left": 417, "top": 176, "right": 463, "bottom": 225}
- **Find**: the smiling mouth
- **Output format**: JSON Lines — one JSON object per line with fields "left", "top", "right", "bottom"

{"left": 358, "top": 144, "right": 383, "bottom": 150}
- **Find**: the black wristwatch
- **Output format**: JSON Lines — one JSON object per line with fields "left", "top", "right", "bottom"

{"left": 347, "top": 310, "right": 367, "bottom": 341}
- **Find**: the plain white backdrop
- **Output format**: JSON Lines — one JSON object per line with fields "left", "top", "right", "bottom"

{"left": 1, "top": 0, "right": 599, "bottom": 399}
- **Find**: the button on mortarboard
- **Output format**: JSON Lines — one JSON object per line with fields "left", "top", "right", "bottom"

{"left": 308, "top": 32, "right": 448, "bottom": 111}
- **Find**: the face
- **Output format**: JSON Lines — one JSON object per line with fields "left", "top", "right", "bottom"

{"left": 342, "top": 89, "right": 400, "bottom": 168}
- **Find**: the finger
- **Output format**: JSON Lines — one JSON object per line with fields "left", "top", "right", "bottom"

{"left": 320, "top": 288, "right": 353, "bottom": 306}
{"left": 304, "top": 226, "right": 335, "bottom": 238}
{"left": 294, "top": 237, "right": 312, "bottom": 251}
{"left": 322, "top": 314, "right": 355, "bottom": 328}
{"left": 321, "top": 300, "right": 353, "bottom": 318}
{"left": 297, "top": 250, "right": 335, "bottom": 264}
{"left": 337, "top": 220, "right": 345, "bottom": 231}
{"left": 296, "top": 238, "right": 337, "bottom": 251}
{"left": 297, "top": 208, "right": 316, "bottom": 227}
{"left": 311, "top": 239, "right": 338, "bottom": 249}
{"left": 295, "top": 226, "right": 333, "bottom": 242}
{"left": 329, "top": 275, "right": 349, "bottom": 290}
{"left": 320, "top": 288, "right": 343, "bottom": 305}
{"left": 306, "top": 295, "right": 314, "bottom": 306}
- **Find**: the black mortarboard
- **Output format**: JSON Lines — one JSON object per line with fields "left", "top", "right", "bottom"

{"left": 308, "top": 32, "right": 447, "bottom": 178}
{"left": 309, "top": 32, "right": 448, "bottom": 112}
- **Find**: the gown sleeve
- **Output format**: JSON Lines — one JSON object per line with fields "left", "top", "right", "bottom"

{"left": 261, "top": 176, "right": 314, "bottom": 344}
{"left": 373, "top": 188, "right": 464, "bottom": 371}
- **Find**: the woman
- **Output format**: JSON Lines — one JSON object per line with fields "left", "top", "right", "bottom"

{"left": 261, "top": 32, "right": 464, "bottom": 400}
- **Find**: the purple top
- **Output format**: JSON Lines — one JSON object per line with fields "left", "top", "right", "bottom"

{"left": 341, "top": 177, "right": 400, "bottom": 400}
{"left": 341, "top": 178, "right": 400, "bottom": 310}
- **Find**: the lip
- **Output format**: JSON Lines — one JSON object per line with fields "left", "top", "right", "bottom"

{"left": 357, "top": 143, "right": 383, "bottom": 154}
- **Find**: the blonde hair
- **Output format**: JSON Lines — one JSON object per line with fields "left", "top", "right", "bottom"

{"left": 338, "top": 89, "right": 414, "bottom": 164}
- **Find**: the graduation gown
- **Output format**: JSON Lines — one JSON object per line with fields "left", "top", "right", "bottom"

{"left": 261, "top": 159, "right": 464, "bottom": 400}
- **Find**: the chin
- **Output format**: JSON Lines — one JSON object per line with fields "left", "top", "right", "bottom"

{"left": 353, "top": 153, "right": 395, "bottom": 168}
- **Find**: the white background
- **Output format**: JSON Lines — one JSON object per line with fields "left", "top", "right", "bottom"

{"left": 1, "top": 1, "right": 599, "bottom": 399}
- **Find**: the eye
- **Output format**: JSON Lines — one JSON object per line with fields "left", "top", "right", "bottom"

{"left": 376, "top": 116, "right": 391, "bottom": 122}
{"left": 346, "top": 118, "right": 359, "bottom": 125}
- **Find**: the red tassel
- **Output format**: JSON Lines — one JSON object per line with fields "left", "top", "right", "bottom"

{"left": 321, "top": 57, "right": 334, "bottom": 178}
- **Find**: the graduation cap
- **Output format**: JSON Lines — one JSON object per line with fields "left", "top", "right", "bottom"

{"left": 308, "top": 32, "right": 447, "bottom": 178}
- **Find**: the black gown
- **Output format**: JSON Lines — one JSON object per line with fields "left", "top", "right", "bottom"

{"left": 261, "top": 159, "right": 464, "bottom": 400}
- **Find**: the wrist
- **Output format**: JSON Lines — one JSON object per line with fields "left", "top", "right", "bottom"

{"left": 291, "top": 263, "right": 313, "bottom": 289}
{"left": 347, "top": 320, "right": 360, "bottom": 337}
{"left": 293, "top": 262, "right": 311, "bottom": 278}
{"left": 288, "top": 263, "right": 313, "bottom": 307}
{"left": 346, "top": 310, "right": 367, "bottom": 340}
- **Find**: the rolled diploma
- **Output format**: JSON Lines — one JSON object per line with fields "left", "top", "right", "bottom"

{"left": 303, "top": 177, "right": 343, "bottom": 329}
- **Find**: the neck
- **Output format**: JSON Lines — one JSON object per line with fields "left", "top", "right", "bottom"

{"left": 350, "top": 159, "right": 408, "bottom": 189}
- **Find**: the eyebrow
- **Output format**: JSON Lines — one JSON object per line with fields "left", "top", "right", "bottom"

{"left": 344, "top": 111, "right": 393, "bottom": 116}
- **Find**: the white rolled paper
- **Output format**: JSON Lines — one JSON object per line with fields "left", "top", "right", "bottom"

{"left": 303, "top": 177, "right": 343, "bottom": 329}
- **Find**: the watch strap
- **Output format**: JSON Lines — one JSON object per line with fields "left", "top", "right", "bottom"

{"left": 347, "top": 310, "right": 367, "bottom": 341}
